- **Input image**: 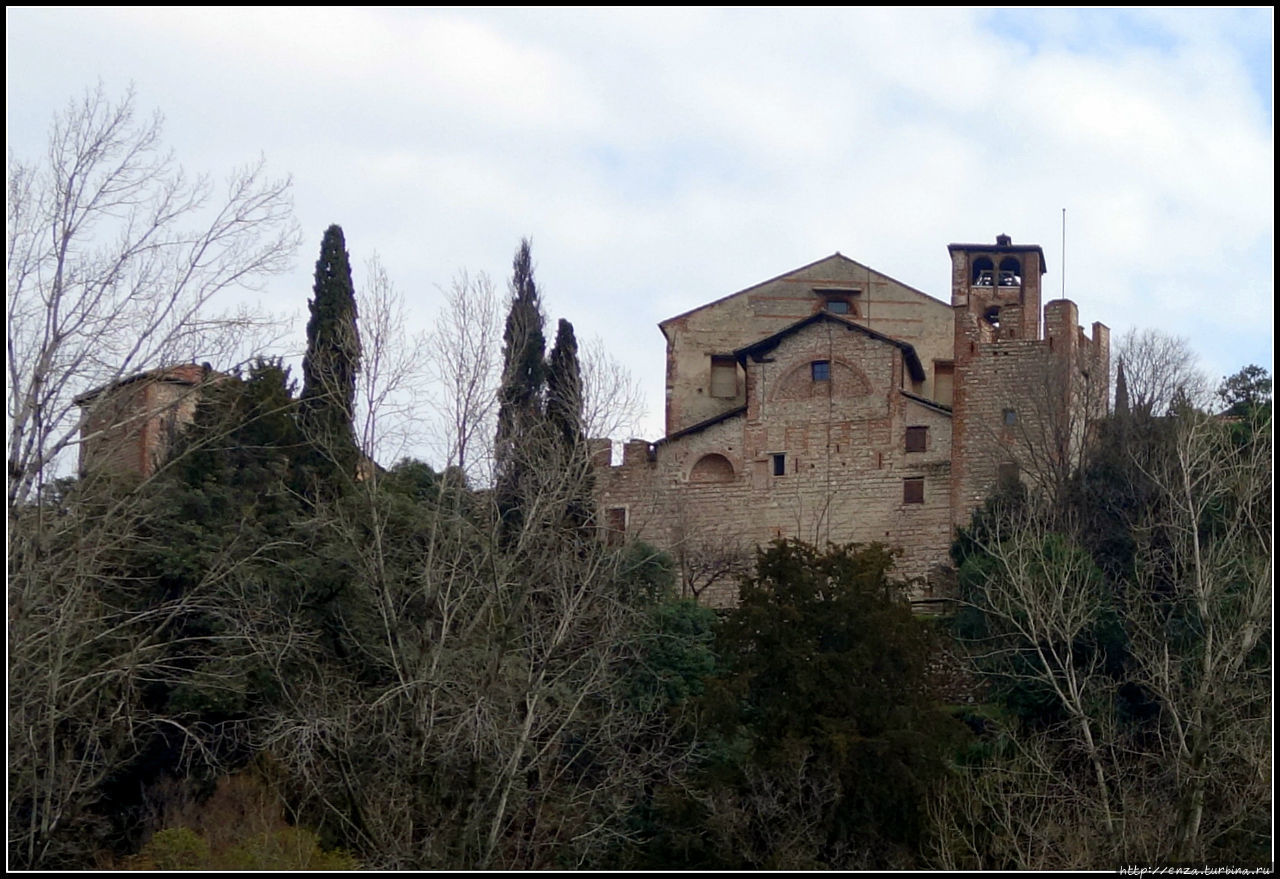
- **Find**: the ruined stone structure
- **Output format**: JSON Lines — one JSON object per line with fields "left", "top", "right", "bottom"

{"left": 74, "top": 364, "right": 217, "bottom": 478}
{"left": 592, "top": 235, "right": 1109, "bottom": 606}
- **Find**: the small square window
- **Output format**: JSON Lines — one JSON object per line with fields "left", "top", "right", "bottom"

{"left": 826, "top": 299, "right": 850, "bottom": 314}
{"left": 811, "top": 360, "right": 830, "bottom": 381}
{"left": 905, "top": 426, "right": 927, "bottom": 453}
{"left": 1003, "top": 408, "right": 1018, "bottom": 426}
{"left": 772, "top": 453, "right": 786, "bottom": 476}
{"left": 903, "top": 477, "right": 924, "bottom": 504}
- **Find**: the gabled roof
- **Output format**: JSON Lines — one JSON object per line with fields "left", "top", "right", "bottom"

{"left": 658, "top": 251, "right": 948, "bottom": 331}
{"left": 733, "top": 312, "right": 927, "bottom": 383}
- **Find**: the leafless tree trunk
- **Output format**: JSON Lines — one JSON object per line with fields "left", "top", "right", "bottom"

{"left": 6, "top": 84, "right": 297, "bottom": 515}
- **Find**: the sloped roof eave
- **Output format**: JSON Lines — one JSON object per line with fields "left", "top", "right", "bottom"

{"left": 654, "top": 405, "right": 747, "bottom": 448}
{"left": 657, "top": 252, "right": 949, "bottom": 330}
{"left": 901, "top": 389, "right": 953, "bottom": 416}
{"left": 732, "top": 312, "right": 926, "bottom": 382}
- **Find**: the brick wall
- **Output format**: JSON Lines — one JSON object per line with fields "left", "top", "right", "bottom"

{"left": 597, "top": 240, "right": 1108, "bottom": 609}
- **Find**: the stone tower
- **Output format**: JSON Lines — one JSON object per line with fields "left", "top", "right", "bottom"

{"left": 947, "top": 235, "right": 1108, "bottom": 523}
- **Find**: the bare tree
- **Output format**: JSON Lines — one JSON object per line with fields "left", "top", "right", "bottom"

{"left": 6, "top": 84, "right": 298, "bottom": 513}
{"left": 7, "top": 83, "right": 298, "bottom": 868}
{"left": 940, "top": 408, "right": 1272, "bottom": 867}
{"left": 1113, "top": 328, "right": 1210, "bottom": 417}
{"left": 579, "top": 335, "right": 646, "bottom": 442}
{"left": 426, "top": 270, "right": 502, "bottom": 484}
{"left": 1124, "top": 408, "right": 1271, "bottom": 862}
{"left": 354, "top": 253, "right": 430, "bottom": 465}
{"left": 256, "top": 419, "right": 689, "bottom": 869}
{"left": 957, "top": 503, "right": 1121, "bottom": 841}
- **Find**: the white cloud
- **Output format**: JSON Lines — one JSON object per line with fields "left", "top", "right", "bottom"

{"left": 7, "top": 7, "right": 1271, "bottom": 447}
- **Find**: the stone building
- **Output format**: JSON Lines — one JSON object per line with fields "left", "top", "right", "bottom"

{"left": 592, "top": 235, "right": 1109, "bottom": 606}
{"left": 74, "top": 364, "right": 219, "bottom": 478}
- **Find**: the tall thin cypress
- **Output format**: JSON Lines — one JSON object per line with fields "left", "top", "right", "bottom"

{"left": 495, "top": 239, "right": 546, "bottom": 537}
{"left": 546, "top": 318, "right": 583, "bottom": 449}
{"left": 546, "top": 318, "right": 593, "bottom": 530}
{"left": 300, "top": 224, "right": 361, "bottom": 481}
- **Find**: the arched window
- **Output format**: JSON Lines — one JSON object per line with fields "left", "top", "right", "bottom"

{"left": 690, "top": 453, "right": 735, "bottom": 483}
{"left": 998, "top": 257, "right": 1022, "bottom": 287}
{"left": 971, "top": 257, "right": 994, "bottom": 287}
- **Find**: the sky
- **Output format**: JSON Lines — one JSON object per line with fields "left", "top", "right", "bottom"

{"left": 6, "top": 7, "right": 1273, "bottom": 455}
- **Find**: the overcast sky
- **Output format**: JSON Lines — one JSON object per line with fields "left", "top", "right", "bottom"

{"left": 7, "top": 7, "right": 1273, "bottom": 451}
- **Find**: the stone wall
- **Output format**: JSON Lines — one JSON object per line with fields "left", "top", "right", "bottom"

{"left": 597, "top": 238, "right": 1109, "bottom": 609}
{"left": 661, "top": 253, "right": 954, "bottom": 435}
{"left": 598, "top": 317, "right": 957, "bottom": 605}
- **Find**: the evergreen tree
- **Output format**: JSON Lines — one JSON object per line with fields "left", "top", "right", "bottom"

{"left": 545, "top": 318, "right": 583, "bottom": 448}
{"left": 645, "top": 540, "right": 962, "bottom": 869}
{"left": 494, "top": 239, "right": 546, "bottom": 536}
{"left": 300, "top": 224, "right": 361, "bottom": 482}
{"left": 1216, "top": 363, "right": 1271, "bottom": 417}
{"left": 1114, "top": 356, "right": 1130, "bottom": 418}
{"left": 546, "top": 318, "right": 593, "bottom": 530}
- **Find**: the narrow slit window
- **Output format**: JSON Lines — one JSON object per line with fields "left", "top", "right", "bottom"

{"left": 605, "top": 507, "right": 627, "bottom": 545}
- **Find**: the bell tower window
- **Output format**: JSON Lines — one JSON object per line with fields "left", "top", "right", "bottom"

{"left": 999, "top": 257, "right": 1022, "bottom": 287}
{"left": 972, "top": 257, "right": 995, "bottom": 287}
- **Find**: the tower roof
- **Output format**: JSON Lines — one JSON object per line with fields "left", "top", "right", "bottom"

{"left": 947, "top": 236, "right": 1048, "bottom": 273}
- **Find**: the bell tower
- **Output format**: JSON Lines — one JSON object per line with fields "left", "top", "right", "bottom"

{"left": 948, "top": 233, "right": 1046, "bottom": 354}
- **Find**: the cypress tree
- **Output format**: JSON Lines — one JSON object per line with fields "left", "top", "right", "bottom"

{"left": 494, "top": 239, "right": 546, "bottom": 537}
{"left": 545, "top": 318, "right": 583, "bottom": 448}
{"left": 300, "top": 224, "right": 361, "bottom": 482}
{"left": 1114, "top": 356, "right": 1130, "bottom": 418}
{"left": 546, "top": 318, "right": 593, "bottom": 530}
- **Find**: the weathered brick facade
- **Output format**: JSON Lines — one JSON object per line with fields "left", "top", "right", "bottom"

{"left": 594, "top": 236, "right": 1109, "bottom": 607}
{"left": 74, "top": 364, "right": 216, "bottom": 478}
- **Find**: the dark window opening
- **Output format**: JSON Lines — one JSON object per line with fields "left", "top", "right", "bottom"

{"left": 903, "top": 477, "right": 924, "bottom": 504}
{"left": 811, "top": 360, "right": 830, "bottom": 381}
{"left": 905, "top": 426, "right": 928, "bottom": 453}
{"left": 983, "top": 306, "right": 1002, "bottom": 329}
{"left": 827, "top": 299, "right": 850, "bottom": 314}
{"left": 605, "top": 507, "right": 627, "bottom": 545}
{"left": 998, "top": 257, "right": 1022, "bottom": 287}
{"left": 1003, "top": 408, "right": 1018, "bottom": 426}
{"left": 997, "top": 462, "right": 1020, "bottom": 487}
{"left": 772, "top": 453, "right": 786, "bottom": 476}
{"left": 972, "top": 256, "right": 995, "bottom": 286}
